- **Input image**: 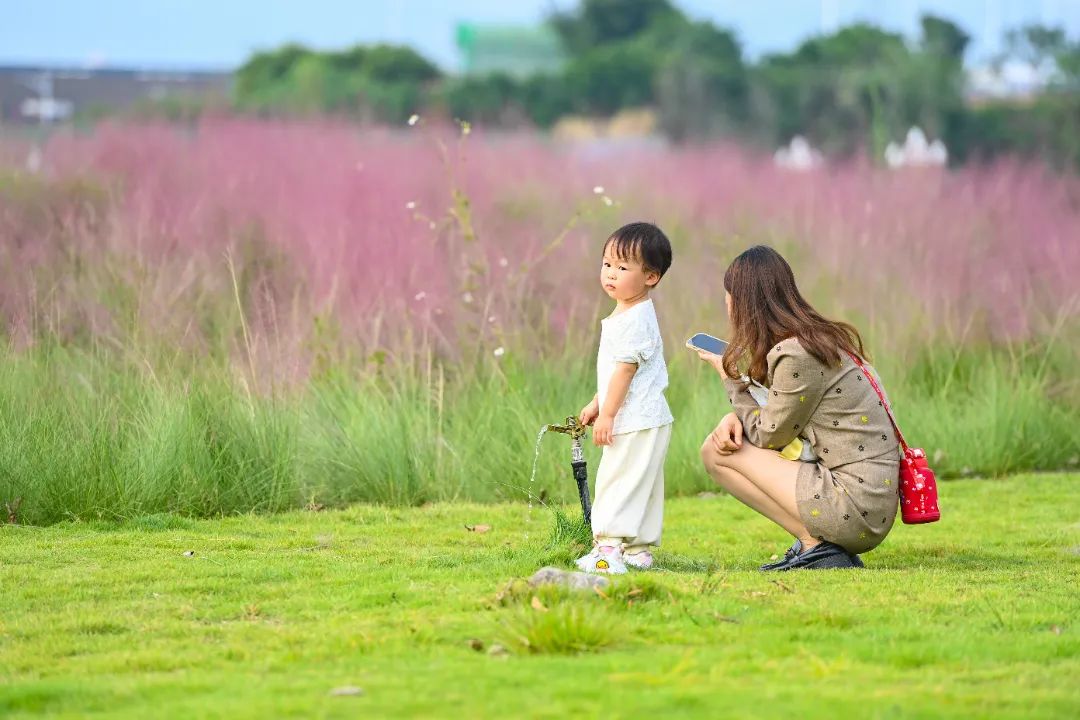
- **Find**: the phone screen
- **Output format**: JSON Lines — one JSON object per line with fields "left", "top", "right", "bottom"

{"left": 687, "top": 333, "right": 728, "bottom": 355}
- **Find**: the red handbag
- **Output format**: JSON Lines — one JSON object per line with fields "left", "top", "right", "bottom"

{"left": 849, "top": 353, "right": 941, "bottom": 524}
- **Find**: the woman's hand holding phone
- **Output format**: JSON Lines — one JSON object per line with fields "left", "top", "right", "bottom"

{"left": 696, "top": 349, "right": 729, "bottom": 377}
{"left": 687, "top": 333, "right": 732, "bottom": 378}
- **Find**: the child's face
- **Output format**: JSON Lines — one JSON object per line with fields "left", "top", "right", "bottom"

{"left": 601, "top": 244, "right": 659, "bottom": 302}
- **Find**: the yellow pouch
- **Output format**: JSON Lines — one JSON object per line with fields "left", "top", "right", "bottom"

{"left": 779, "top": 437, "right": 803, "bottom": 461}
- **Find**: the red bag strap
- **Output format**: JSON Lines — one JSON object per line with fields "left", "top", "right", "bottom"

{"left": 846, "top": 352, "right": 911, "bottom": 453}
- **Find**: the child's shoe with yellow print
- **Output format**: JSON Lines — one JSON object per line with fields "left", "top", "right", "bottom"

{"left": 623, "top": 548, "right": 654, "bottom": 570}
{"left": 576, "top": 545, "right": 627, "bottom": 574}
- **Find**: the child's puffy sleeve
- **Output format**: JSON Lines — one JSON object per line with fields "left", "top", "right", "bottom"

{"left": 722, "top": 339, "right": 829, "bottom": 451}
{"left": 610, "top": 315, "right": 660, "bottom": 365}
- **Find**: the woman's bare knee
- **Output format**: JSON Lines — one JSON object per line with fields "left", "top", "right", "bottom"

{"left": 701, "top": 437, "right": 738, "bottom": 471}
{"left": 709, "top": 465, "right": 739, "bottom": 491}
{"left": 700, "top": 437, "right": 722, "bottom": 469}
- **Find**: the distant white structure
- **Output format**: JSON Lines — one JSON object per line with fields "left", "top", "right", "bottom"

{"left": 20, "top": 97, "right": 73, "bottom": 123}
{"left": 16, "top": 71, "right": 72, "bottom": 123}
{"left": 774, "top": 135, "right": 824, "bottom": 171}
{"left": 967, "top": 60, "right": 1057, "bottom": 103}
{"left": 884, "top": 127, "right": 947, "bottom": 169}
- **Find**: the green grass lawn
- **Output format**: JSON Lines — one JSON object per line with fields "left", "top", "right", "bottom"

{"left": 2, "top": 474, "right": 1078, "bottom": 719}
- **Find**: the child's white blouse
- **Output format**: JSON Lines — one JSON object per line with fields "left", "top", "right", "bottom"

{"left": 597, "top": 299, "right": 674, "bottom": 435}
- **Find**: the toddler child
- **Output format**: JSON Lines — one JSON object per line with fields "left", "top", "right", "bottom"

{"left": 576, "top": 222, "right": 674, "bottom": 574}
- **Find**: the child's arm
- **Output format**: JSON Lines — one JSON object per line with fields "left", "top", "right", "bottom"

{"left": 593, "top": 362, "right": 637, "bottom": 446}
{"left": 578, "top": 393, "right": 600, "bottom": 426}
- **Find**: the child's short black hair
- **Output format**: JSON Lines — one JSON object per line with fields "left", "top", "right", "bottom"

{"left": 604, "top": 222, "right": 673, "bottom": 280}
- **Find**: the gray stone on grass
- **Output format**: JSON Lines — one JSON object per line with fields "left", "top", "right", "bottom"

{"left": 529, "top": 566, "right": 609, "bottom": 592}
{"left": 329, "top": 686, "right": 364, "bottom": 697}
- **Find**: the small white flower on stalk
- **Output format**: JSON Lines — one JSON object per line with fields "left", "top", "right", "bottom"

{"left": 406, "top": 201, "right": 416, "bottom": 210}
{"left": 408, "top": 114, "right": 420, "bottom": 126}
{"left": 429, "top": 221, "right": 437, "bottom": 230}
{"left": 498, "top": 257, "right": 508, "bottom": 268}
{"left": 602, "top": 195, "right": 614, "bottom": 207}
{"left": 462, "top": 292, "right": 474, "bottom": 304}
{"left": 593, "top": 186, "right": 604, "bottom": 194}
{"left": 493, "top": 347, "right": 505, "bottom": 358}
{"left": 414, "top": 291, "right": 427, "bottom": 301}
{"left": 488, "top": 315, "right": 496, "bottom": 324}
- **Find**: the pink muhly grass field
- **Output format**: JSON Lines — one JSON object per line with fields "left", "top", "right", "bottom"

{"left": 2, "top": 118, "right": 1077, "bottom": 371}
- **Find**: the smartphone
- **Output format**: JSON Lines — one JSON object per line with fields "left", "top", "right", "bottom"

{"left": 686, "top": 332, "right": 728, "bottom": 355}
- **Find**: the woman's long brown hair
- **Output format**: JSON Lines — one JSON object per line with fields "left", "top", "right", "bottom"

{"left": 721, "top": 246, "right": 866, "bottom": 384}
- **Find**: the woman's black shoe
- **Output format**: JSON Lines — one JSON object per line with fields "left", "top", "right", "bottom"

{"left": 777, "top": 541, "right": 862, "bottom": 571}
{"left": 759, "top": 539, "right": 802, "bottom": 571}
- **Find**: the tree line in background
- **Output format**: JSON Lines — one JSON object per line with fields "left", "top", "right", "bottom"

{"left": 230, "top": 0, "right": 1080, "bottom": 170}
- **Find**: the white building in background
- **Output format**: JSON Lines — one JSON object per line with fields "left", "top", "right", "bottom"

{"left": 0, "top": 65, "right": 230, "bottom": 125}
{"left": 885, "top": 127, "right": 947, "bottom": 169}
{"left": 774, "top": 135, "right": 824, "bottom": 171}
{"left": 966, "top": 59, "right": 1059, "bottom": 103}
{"left": 20, "top": 97, "right": 73, "bottom": 122}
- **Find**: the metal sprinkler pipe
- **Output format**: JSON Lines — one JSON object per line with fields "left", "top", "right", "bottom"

{"left": 545, "top": 416, "right": 592, "bottom": 526}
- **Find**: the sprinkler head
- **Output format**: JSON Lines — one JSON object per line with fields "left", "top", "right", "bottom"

{"left": 546, "top": 416, "right": 587, "bottom": 441}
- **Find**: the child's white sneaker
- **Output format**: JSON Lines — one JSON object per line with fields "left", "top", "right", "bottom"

{"left": 575, "top": 545, "right": 627, "bottom": 574}
{"left": 623, "top": 549, "right": 654, "bottom": 570}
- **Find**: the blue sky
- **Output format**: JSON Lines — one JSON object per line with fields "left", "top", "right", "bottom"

{"left": 1, "top": 0, "right": 1077, "bottom": 71}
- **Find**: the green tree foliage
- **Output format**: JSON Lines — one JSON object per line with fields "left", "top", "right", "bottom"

{"left": 227, "top": 2, "right": 1079, "bottom": 172}
{"left": 445, "top": 0, "right": 731, "bottom": 128}
{"left": 549, "top": 0, "right": 682, "bottom": 54}
{"left": 442, "top": 73, "right": 522, "bottom": 125}
{"left": 958, "top": 24, "right": 1080, "bottom": 171}
{"left": 519, "top": 74, "right": 576, "bottom": 127}
{"left": 962, "top": 95, "right": 1080, "bottom": 171}
{"left": 656, "top": 22, "right": 748, "bottom": 140}
{"left": 438, "top": 73, "right": 576, "bottom": 128}
{"left": 360, "top": 45, "right": 441, "bottom": 84}
{"left": 921, "top": 15, "right": 971, "bottom": 60}
{"left": 564, "top": 42, "right": 659, "bottom": 114}
{"left": 234, "top": 43, "right": 439, "bottom": 122}
{"left": 893, "top": 16, "right": 970, "bottom": 161}
{"left": 1004, "top": 25, "right": 1068, "bottom": 68}
{"left": 548, "top": 0, "right": 748, "bottom": 134}
{"left": 751, "top": 21, "right": 968, "bottom": 158}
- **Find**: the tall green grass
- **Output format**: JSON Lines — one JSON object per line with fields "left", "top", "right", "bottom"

{"left": 1, "top": 338, "right": 1075, "bottom": 526}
